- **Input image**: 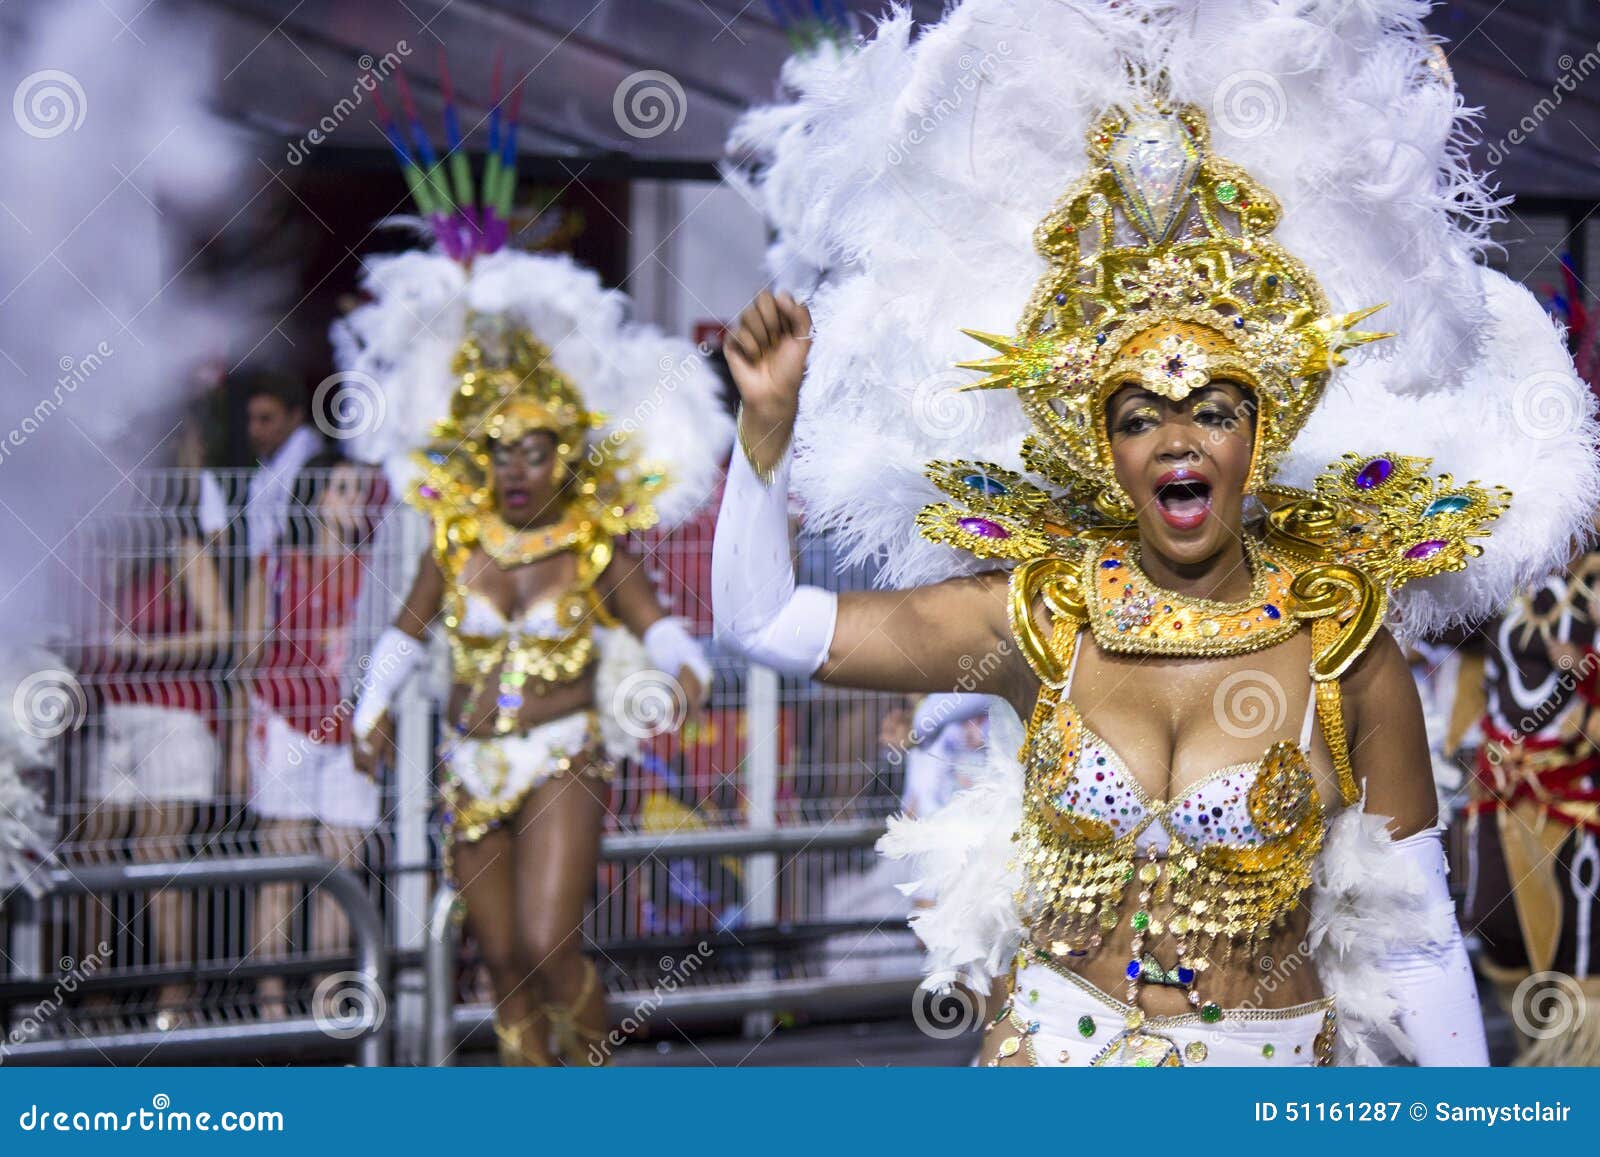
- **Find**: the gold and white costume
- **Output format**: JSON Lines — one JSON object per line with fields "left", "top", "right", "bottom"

{"left": 721, "top": 0, "right": 1600, "bottom": 1065}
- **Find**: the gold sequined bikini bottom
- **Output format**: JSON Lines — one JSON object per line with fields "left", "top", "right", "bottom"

{"left": 438, "top": 710, "right": 611, "bottom": 847}
{"left": 985, "top": 957, "right": 1337, "bottom": 1067}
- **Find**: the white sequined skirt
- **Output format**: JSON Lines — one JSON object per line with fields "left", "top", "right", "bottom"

{"left": 987, "top": 957, "right": 1337, "bottom": 1067}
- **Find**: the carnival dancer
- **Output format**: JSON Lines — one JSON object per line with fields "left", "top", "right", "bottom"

{"left": 340, "top": 67, "right": 730, "bottom": 1065}
{"left": 715, "top": 1, "right": 1600, "bottom": 1065}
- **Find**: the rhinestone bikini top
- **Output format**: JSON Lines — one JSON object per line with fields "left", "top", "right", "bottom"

{"left": 1049, "top": 695, "right": 1320, "bottom": 858}
{"left": 437, "top": 532, "right": 617, "bottom": 736}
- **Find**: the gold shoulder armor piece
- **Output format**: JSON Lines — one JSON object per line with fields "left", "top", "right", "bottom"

{"left": 1009, "top": 550, "right": 1089, "bottom": 686}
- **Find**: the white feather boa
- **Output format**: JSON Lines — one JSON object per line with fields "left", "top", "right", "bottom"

{"left": 331, "top": 248, "right": 731, "bottom": 532}
{"left": 731, "top": 0, "right": 1598, "bottom": 630}
{"left": 0, "top": 648, "right": 62, "bottom": 899}
{"left": 880, "top": 703, "right": 1462, "bottom": 1065}
{"left": 593, "top": 627, "right": 648, "bottom": 763}
{"left": 0, "top": 760, "right": 51, "bottom": 899}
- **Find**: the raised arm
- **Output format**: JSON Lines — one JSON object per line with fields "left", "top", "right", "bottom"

{"left": 717, "top": 290, "right": 1029, "bottom": 702}
{"left": 1342, "top": 628, "right": 1488, "bottom": 1066}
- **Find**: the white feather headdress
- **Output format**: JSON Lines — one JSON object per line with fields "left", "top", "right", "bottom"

{"left": 731, "top": 0, "right": 1599, "bottom": 631}
{"left": 332, "top": 248, "right": 731, "bottom": 531}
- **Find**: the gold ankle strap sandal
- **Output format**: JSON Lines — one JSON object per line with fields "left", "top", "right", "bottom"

{"left": 493, "top": 1014, "right": 552, "bottom": 1066}
{"left": 544, "top": 963, "right": 610, "bottom": 1066}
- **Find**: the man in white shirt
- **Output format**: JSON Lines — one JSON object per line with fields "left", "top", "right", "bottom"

{"left": 241, "top": 371, "right": 324, "bottom": 559}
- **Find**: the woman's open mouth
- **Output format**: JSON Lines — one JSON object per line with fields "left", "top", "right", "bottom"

{"left": 502, "top": 487, "right": 531, "bottom": 509}
{"left": 1153, "top": 469, "right": 1212, "bottom": 531}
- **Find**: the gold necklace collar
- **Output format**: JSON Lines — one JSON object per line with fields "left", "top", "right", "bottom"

{"left": 478, "top": 507, "right": 586, "bottom": 568}
{"left": 1086, "top": 536, "right": 1299, "bottom": 658}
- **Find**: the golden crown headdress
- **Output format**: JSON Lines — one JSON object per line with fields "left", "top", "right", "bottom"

{"left": 410, "top": 313, "right": 666, "bottom": 544}
{"left": 431, "top": 314, "right": 603, "bottom": 459}
{"left": 957, "top": 105, "right": 1390, "bottom": 517}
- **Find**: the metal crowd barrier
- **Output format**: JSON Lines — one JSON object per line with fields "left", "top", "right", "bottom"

{"left": 6, "top": 856, "right": 388, "bottom": 1066}
{"left": 24, "top": 467, "right": 932, "bottom": 1066}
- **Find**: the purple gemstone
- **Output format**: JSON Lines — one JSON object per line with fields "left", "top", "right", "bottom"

{"left": 1404, "top": 539, "right": 1448, "bottom": 560}
{"left": 957, "top": 516, "right": 1010, "bottom": 540}
{"left": 418, "top": 485, "right": 440, "bottom": 499}
{"left": 1354, "top": 457, "right": 1393, "bottom": 490}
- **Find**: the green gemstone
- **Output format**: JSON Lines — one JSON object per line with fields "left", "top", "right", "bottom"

{"left": 1077, "top": 1015, "right": 1095, "bottom": 1038}
{"left": 1028, "top": 989, "right": 1040, "bottom": 1003}
{"left": 1262, "top": 1043, "right": 1276, "bottom": 1058}
{"left": 1216, "top": 181, "right": 1238, "bottom": 204}
{"left": 1134, "top": 1057, "right": 1154, "bottom": 1068}
{"left": 1200, "top": 1002, "right": 1223, "bottom": 1024}
{"left": 1132, "top": 910, "right": 1150, "bottom": 932}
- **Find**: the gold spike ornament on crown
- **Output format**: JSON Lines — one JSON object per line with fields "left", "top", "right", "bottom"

{"left": 956, "top": 106, "right": 1391, "bottom": 520}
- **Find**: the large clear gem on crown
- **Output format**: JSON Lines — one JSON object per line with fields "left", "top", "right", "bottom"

{"left": 1107, "top": 117, "right": 1200, "bottom": 242}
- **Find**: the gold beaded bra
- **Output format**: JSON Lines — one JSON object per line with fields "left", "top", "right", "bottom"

{"left": 434, "top": 530, "right": 618, "bottom": 738}
{"left": 1015, "top": 564, "right": 1340, "bottom": 1020}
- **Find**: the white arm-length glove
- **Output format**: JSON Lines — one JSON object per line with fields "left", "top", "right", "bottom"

{"left": 711, "top": 444, "right": 836, "bottom": 677}
{"left": 350, "top": 627, "right": 428, "bottom": 740}
{"left": 643, "top": 617, "right": 712, "bottom": 689}
{"left": 1376, "top": 828, "right": 1490, "bottom": 1066}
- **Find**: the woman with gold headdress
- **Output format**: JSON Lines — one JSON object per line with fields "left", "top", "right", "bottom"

{"left": 329, "top": 78, "right": 731, "bottom": 1064}
{"left": 716, "top": 2, "right": 1600, "bottom": 1066}
{"left": 349, "top": 311, "right": 723, "bottom": 1066}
